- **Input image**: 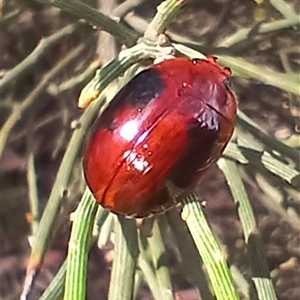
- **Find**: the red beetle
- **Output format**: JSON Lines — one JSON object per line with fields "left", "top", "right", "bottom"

{"left": 83, "top": 57, "right": 237, "bottom": 217}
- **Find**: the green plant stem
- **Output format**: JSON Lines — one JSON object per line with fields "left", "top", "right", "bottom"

{"left": 123, "top": 12, "right": 149, "bottom": 34}
{"left": 91, "top": 2, "right": 299, "bottom": 99}
{"left": 0, "top": 45, "right": 84, "bottom": 158}
{"left": 218, "top": 17, "right": 300, "bottom": 48}
{"left": 133, "top": 270, "right": 144, "bottom": 299}
{"left": 224, "top": 143, "right": 299, "bottom": 189}
{"left": 144, "top": 0, "right": 185, "bottom": 41}
{"left": 147, "top": 220, "right": 174, "bottom": 300}
{"left": 9, "top": 111, "right": 62, "bottom": 143}
{"left": 22, "top": 3, "right": 178, "bottom": 295}
{"left": 64, "top": 189, "right": 98, "bottom": 300}
{"left": 21, "top": 94, "right": 106, "bottom": 300}
{"left": 138, "top": 230, "right": 165, "bottom": 300}
{"left": 128, "top": 12, "right": 299, "bottom": 52}
{"left": 112, "top": 0, "right": 145, "bottom": 18}
{"left": 97, "top": 212, "right": 115, "bottom": 248}
{"left": 26, "top": 153, "right": 40, "bottom": 236}
{"left": 218, "top": 55, "right": 300, "bottom": 97}
{"left": 218, "top": 158, "right": 278, "bottom": 300}
{"left": 171, "top": 42, "right": 207, "bottom": 59}
{"left": 255, "top": 174, "right": 300, "bottom": 231}
{"left": 0, "top": 44, "right": 84, "bottom": 160}
{"left": 269, "top": 0, "right": 298, "bottom": 20}
{"left": 166, "top": 210, "right": 214, "bottom": 300}
{"left": 237, "top": 110, "right": 300, "bottom": 162}
{"left": 1, "top": 8, "right": 21, "bottom": 24}
{"left": 33, "top": 0, "right": 139, "bottom": 47}
{"left": 78, "top": 42, "right": 174, "bottom": 107}
{"left": 108, "top": 217, "right": 138, "bottom": 300}
{"left": 39, "top": 261, "right": 66, "bottom": 300}
{"left": 22, "top": 42, "right": 168, "bottom": 299}
{"left": 182, "top": 192, "right": 240, "bottom": 300}
{"left": 47, "top": 61, "right": 101, "bottom": 95}
{"left": 39, "top": 207, "right": 109, "bottom": 300}
{"left": 0, "top": 23, "right": 85, "bottom": 94}
{"left": 230, "top": 265, "right": 253, "bottom": 298}
{"left": 171, "top": 37, "right": 300, "bottom": 98}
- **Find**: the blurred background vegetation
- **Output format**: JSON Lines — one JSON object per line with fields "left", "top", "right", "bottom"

{"left": 0, "top": 0, "right": 299, "bottom": 299}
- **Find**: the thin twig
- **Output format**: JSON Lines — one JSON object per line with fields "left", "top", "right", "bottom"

{"left": 125, "top": 8, "right": 300, "bottom": 50}
{"left": 78, "top": 42, "right": 174, "bottom": 108}
{"left": 34, "top": 0, "right": 139, "bottom": 47}
{"left": 1, "top": 8, "right": 21, "bottom": 24}
{"left": 26, "top": 153, "right": 40, "bottom": 236}
{"left": 64, "top": 189, "right": 98, "bottom": 300}
{"left": 269, "top": 0, "right": 298, "bottom": 20}
{"left": 0, "top": 44, "right": 85, "bottom": 160}
{"left": 166, "top": 210, "right": 215, "bottom": 300}
{"left": 171, "top": 39, "right": 300, "bottom": 102}
{"left": 0, "top": 23, "right": 86, "bottom": 94}
{"left": 124, "top": 12, "right": 149, "bottom": 34}
{"left": 218, "top": 55, "right": 300, "bottom": 97}
{"left": 112, "top": 0, "right": 145, "bottom": 19}
{"left": 255, "top": 173, "right": 300, "bottom": 231}
{"left": 123, "top": 16, "right": 300, "bottom": 99}
{"left": 236, "top": 110, "right": 300, "bottom": 162}
{"left": 47, "top": 61, "right": 101, "bottom": 95}
{"left": 147, "top": 220, "right": 173, "bottom": 300}
{"left": 218, "top": 17, "right": 300, "bottom": 48}
{"left": 138, "top": 230, "right": 167, "bottom": 299}
{"left": 218, "top": 158, "right": 278, "bottom": 300}
{"left": 224, "top": 142, "right": 299, "bottom": 189}
{"left": 182, "top": 192, "right": 240, "bottom": 300}
{"left": 9, "top": 113, "right": 63, "bottom": 143}
{"left": 21, "top": 42, "right": 173, "bottom": 298}
{"left": 108, "top": 217, "right": 138, "bottom": 300}
{"left": 144, "top": 0, "right": 185, "bottom": 42}
{"left": 20, "top": 93, "right": 104, "bottom": 300}
{"left": 39, "top": 208, "right": 109, "bottom": 300}
{"left": 96, "top": 0, "right": 118, "bottom": 64}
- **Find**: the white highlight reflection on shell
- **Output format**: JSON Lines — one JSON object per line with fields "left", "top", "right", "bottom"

{"left": 119, "top": 120, "right": 139, "bottom": 141}
{"left": 123, "top": 150, "right": 152, "bottom": 174}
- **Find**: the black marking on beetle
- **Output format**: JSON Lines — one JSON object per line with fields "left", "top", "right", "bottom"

{"left": 91, "top": 68, "right": 165, "bottom": 133}
{"left": 222, "top": 79, "right": 231, "bottom": 89}
{"left": 192, "top": 58, "right": 204, "bottom": 65}
{"left": 168, "top": 118, "right": 220, "bottom": 188}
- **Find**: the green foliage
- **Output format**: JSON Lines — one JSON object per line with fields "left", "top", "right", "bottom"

{"left": 2, "top": 0, "right": 299, "bottom": 300}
